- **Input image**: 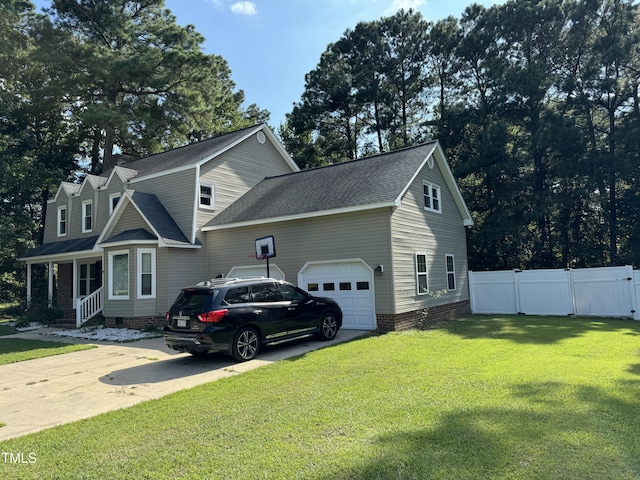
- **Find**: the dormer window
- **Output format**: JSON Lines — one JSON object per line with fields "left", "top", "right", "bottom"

{"left": 199, "top": 184, "right": 215, "bottom": 210}
{"left": 57, "top": 206, "right": 67, "bottom": 237}
{"left": 110, "top": 193, "right": 121, "bottom": 214}
{"left": 82, "top": 200, "right": 93, "bottom": 233}
{"left": 423, "top": 182, "right": 441, "bottom": 214}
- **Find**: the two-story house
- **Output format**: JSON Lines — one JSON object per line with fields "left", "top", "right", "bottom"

{"left": 20, "top": 124, "right": 473, "bottom": 332}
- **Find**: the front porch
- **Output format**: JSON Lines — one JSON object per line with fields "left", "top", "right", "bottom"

{"left": 26, "top": 258, "right": 104, "bottom": 327}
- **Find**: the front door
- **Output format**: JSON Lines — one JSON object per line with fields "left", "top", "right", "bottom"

{"left": 79, "top": 261, "right": 102, "bottom": 297}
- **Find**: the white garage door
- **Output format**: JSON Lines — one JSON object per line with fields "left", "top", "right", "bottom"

{"left": 298, "top": 259, "right": 376, "bottom": 330}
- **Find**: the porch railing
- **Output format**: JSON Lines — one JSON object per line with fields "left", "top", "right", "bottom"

{"left": 76, "top": 287, "right": 104, "bottom": 327}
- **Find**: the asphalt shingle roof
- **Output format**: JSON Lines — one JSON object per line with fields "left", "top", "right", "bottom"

{"left": 19, "top": 236, "right": 99, "bottom": 259}
{"left": 128, "top": 192, "right": 190, "bottom": 245}
{"left": 102, "top": 125, "right": 263, "bottom": 178}
{"left": 206, "top": 142, "right": 437, "bottom": 228}
{"left": 101, "top": 228, "right": 156, "bottom": 244}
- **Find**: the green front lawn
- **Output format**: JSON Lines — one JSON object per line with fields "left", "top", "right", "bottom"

{"left": 0, "top": 323, "right": 16, "bottom": 336}
{"left": 1, "top": 315, "right": 640, "bottom": 479}
{"left": 0, "top": 338, "right": 95, "bottom": 365}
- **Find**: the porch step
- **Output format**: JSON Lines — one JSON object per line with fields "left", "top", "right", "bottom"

{"left": 50, "top": 319, "right": 77, "bottom": 329}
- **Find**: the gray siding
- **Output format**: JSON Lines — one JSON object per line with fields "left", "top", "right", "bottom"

{"left": 391, "top": 159, "right": 470, "bottom": 314}
{"left": 103, "top": 245, "right": 134, "bottom": 318}
{"left": 197, "top": 134, "right": 297, "bottom": 232}
{"left": 43, "top": 176, "right": 127, "bottom": 245}
{"left": 206, "top": 209, "right": 395, "bottom": 314}
{"left": 43, "top": 200, "right": 65, "bottom": 244}
{"left": 94, "top": 176, "right": 126, "bottom": 235}
{"left": 132, "top": 168, "right": 197, "bottom": 241}
{"left": 109, "top": 204, "right": 149, "bottom": 238}
{"left": 165, "top": 247, "right": 208, "bottom": 308}
{"left": 67, "top": 185, "right": 96, "bottom": 238}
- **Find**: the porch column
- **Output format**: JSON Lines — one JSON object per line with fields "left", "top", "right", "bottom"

{"left": 26, "top": 263, "right": 32, "bottom": 308}
{"left": 73, "top": 258, "right": 78, "bottom": 310}
{"left": 48, "top": 261, "right": 54, "bottom": 308}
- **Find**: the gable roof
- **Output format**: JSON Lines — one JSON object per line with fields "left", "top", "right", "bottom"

{"left": 97, "top": 190, "right": 193, "bottom": 248}
{"left": 102, "top": 124, "right": 299, "bottom": 181}
{"left": 203, "top": 141, "right": 472, "bottom": 230}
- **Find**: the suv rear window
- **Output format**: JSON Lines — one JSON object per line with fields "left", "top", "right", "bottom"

{"left": 174, "top": 289, "right": 217, "bottom": 311}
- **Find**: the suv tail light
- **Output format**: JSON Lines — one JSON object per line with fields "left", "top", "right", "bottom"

{"left": 197, "top": 309, "right": 228, "bottom": 323}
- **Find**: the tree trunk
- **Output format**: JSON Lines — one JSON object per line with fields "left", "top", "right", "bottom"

{"left": 90, "top": 129, "right": 102, "bottom": 174}
{"left": 608, "top": 108, "right": 617, "bottom": 265}
{"left": 102, "top": 127, "right": 116, "bottom": 172}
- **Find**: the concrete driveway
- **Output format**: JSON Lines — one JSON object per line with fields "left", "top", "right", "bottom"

{"left": 0, "top": 328, "right": 365, "bottom": 441}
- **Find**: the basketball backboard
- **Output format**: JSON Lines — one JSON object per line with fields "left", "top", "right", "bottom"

{"left": 255, "top": 235, "right": 276, "bottom": 260}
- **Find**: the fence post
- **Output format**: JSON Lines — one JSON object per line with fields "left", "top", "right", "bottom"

{"left": 468, "top": 271, "right": 475, "bottom": 314}
{"left": 567, "top": 268, "right": 577, "bottom": 316}
{"left": 626, "top": 265, "right": 639, "bottom": 321}
{"left": 514, "top": 269, "right": 522, "bottom": 315}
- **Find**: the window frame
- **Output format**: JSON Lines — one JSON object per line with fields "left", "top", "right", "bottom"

{"left": 109, "top": 193, "right": 121, "bottom": 214}
{"left": 423, "top": 181, "right": 442, "bottom": 214}
{"left": 199, "top": 183, "right": 215, "bottom": 210}
{"left": 415, "top": 253, "right": 429, "bottom": 295}
{"left": 108, "top": 250, "right": 129, "bottom": 300}
{"left": 57, "top": 205, "right": 67, "bottom": 237}
{"left": 82, "top": 199, "right": 93, "bottom": 233}
{"left": 445, "top": 254, "right": 456, "bottom": 291}
{"left": 137, "top": 248, "right": 156, "bottom": 299}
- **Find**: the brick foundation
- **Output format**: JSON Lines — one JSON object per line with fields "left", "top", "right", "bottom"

{"left": 376, "top": 300, "right": 470, "bottom": 332}
{"left": 104, "top": 316, "right": 167, "bottom": 330}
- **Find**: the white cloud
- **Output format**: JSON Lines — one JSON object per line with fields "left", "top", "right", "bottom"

{"left": 389, "top": 0, "right": 427, "bottom": 12}
{"left": 230, "top": 1, "right": 258, "bottom": 15}
{"left": 205, "top": 0, "right": 225, "bottom": 9}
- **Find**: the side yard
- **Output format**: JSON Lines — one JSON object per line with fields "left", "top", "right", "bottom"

{"left": 1, "top": 315, "right": 640, "bottom": 479}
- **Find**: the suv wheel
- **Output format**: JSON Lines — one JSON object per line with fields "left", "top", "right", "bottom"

{"left": 318, "top": 312, "right": 338, "bottom": 341}
{"left": 232, "top": 326, "right": 260, "bottom": 362}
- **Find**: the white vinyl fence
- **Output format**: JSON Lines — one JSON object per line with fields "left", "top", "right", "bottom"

{"left": 469, "top": 266, "right": 640, "bottom": 320}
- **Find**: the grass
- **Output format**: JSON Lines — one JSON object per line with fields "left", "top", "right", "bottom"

{"left": 0, "top": 323, "right": 17, "bottom": 336}
{"left": 1, "top": 315, "right": 640, "bottom": 479}
{"left": 0, "top": 338, "right": 95, "bottom": 365}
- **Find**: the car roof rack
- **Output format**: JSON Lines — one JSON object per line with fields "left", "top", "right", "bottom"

{"left": 195, "top": 277, "right": 271, "bottom": 287}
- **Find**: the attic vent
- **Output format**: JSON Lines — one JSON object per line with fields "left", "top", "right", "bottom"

{"left": 256, "top": 131, "right": 266, "bottom": 144}
{"left": 427, "top": 156, "right": 434, "bottom": 169}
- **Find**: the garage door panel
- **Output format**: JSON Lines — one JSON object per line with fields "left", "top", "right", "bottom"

{"left": 299, "top": 260, "right": 376, "bottom": 331}
{"left": 339, "top": 298, "right": 354, "bottom": 308}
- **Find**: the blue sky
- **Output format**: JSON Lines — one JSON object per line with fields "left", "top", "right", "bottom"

{"left": 32, "top": 0, "right": 499, "bottom": 128}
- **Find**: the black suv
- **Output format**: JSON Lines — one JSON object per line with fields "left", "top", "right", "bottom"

{"left": 164, "top": 278, "right": 343, "bottom": 361}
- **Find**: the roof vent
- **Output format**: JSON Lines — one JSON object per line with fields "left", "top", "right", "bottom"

{"left": 256, "top": 131, "right": 266, "bottom": 144}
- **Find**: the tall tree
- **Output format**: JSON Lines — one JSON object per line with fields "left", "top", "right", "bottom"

{"left": 288, "top": 9, "right": 431, "bottom": 165}
{"left": 0, "top": 0, "right": 81, "bottom": 302}
{"left": 38, "top": 0, "right": 267, "bottom": 172}
{"left": 581, "top": 0, "right": 639, "bottom": 264}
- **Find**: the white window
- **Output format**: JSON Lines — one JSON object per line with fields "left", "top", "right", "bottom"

{"left": 82, "top": 200, "right": 93, "bottom": 233}
{"left": 446, "top": 254, "right": 456, "bottom": 291}
{"left": 423, "top": 182, "right": 441, "bottom": 213}
{"left": 108, "top": 250, "right": 129, "bottom": 300}
{"left": 137, "top": 249, "right": 156, "bottom": 299}
{"left": 109, "top": 193, "right": 121, "bottom": 214}
{"left": 415, "top": 253, "right": 429, "bottom": 295}
{"left": 57, "top": 206, "right": 67, "bottom": 237}
{"left": 199, "top": 183, "right": 214, "bottom": 210}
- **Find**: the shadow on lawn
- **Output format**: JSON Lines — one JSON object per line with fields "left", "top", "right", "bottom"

{"left": 324, "top": 379, "right": 640, "bottom": 480}
{"left": 432, "top": 314, "right": 640, "bottom": 345}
